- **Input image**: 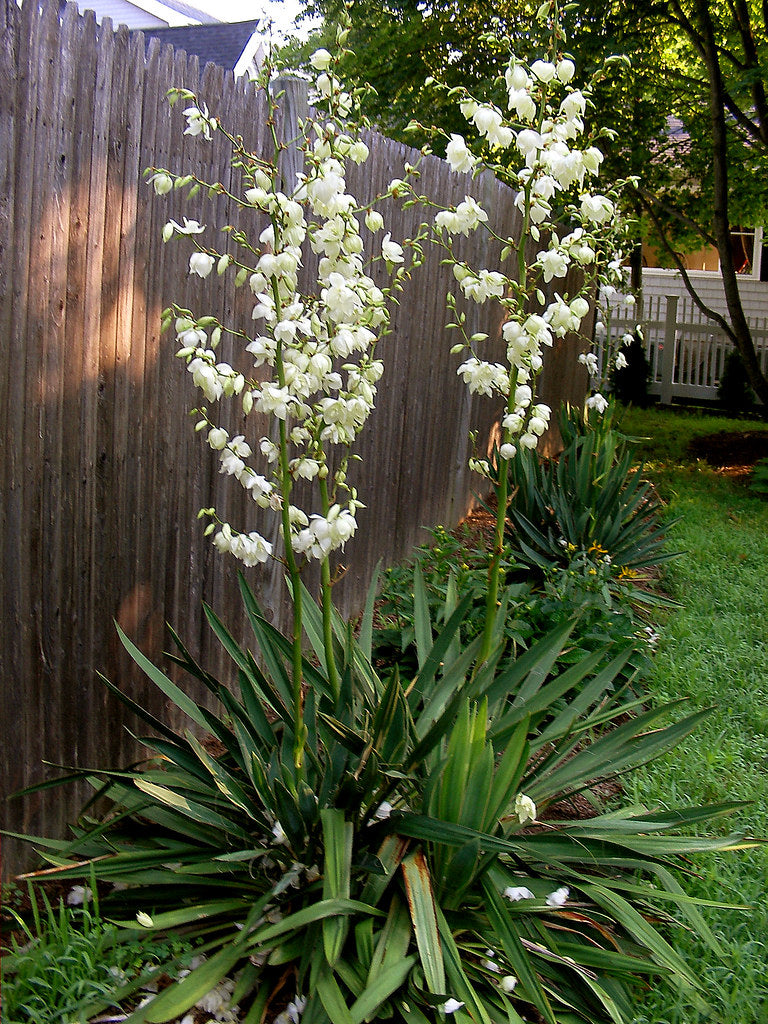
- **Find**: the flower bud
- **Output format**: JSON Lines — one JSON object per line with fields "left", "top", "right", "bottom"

{"left": 150, "top": 172, "right": 173, "bottom": 195}
{"left": 310, "top": 48, "right": 332, "bottom": 70}
{"left": 189, "top": 252, "right": 215, "bottom": 278}
{"left": 365, "top": 209, "right": 384, "bottom": 232}
{"left": 530, "top": 59, "right": 556, "bottom": 83}
{"left": 207, "top": 427, "right": 228, "bottom": 450}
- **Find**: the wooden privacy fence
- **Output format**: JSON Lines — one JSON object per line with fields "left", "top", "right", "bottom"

{"left": 609, "top": 293, "right": 768, "bottom": 403}
{"left": 0, "top": 0, "right": 588, "bottom": 876}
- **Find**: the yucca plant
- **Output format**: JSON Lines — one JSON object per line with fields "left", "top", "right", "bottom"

{"left": 12, "top": 572, "right": 747, "bottom": 1024}
{"left": 503, "top": 407, "right": 679, "bottom": 597}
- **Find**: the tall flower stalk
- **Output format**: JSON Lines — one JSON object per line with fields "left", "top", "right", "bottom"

{"left": 428, "top": 1, "right": 636, "bottom": 665}
{"left": 149, "top": 32, "right": 425, "bottom": 772}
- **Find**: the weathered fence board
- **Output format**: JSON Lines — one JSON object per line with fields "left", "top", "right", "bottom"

{"left": 0, "top": 0, "right": 587, "bottom": 877}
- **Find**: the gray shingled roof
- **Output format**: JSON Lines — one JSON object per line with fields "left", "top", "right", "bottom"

{"left": 137, "top": 19, "right": 261, "bottom": 70}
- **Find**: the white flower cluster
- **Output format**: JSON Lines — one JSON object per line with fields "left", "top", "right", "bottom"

{"left": 435, "top": 194, "right": 489, "bottom": 236}
{"left": 436, "top": 39, "right": 632, "bottom": 470}
{"left": 273, "top": 995, "right": 308, "bottom": 1024}
{"left": 131, "top": 951, "right": 241, "bottom": 1023}
{"left": 157, "top": 50, "right": 417, "bottom": 568}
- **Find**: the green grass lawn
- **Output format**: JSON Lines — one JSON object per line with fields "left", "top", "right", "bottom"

{"left": 617, "top": 405, "right": 768, "bottom": 1024}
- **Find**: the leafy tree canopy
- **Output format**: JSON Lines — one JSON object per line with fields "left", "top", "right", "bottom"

{"left": 283, "top": 0, "right": 768, "bottom": 401}
{"left": 284, "top": 0, "right": 768, "bottom": 248}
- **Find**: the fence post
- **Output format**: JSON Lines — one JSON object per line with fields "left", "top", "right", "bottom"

{"left": 272, "top": 75, "right": 309, "bottom": 194}
{"left": 661, "top": 294, "right": 678, "bottom": 404}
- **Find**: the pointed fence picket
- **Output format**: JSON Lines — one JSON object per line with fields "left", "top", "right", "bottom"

{"left": 606, "top": 293, "right": 768, "bottom": 403}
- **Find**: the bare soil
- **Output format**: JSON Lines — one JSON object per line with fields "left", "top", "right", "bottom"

{"left": 688, "top": 429, "right": 768, "bottom": 479}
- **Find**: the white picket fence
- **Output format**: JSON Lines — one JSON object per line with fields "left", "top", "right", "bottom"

{"left": 609, "top": 293, "right": 768, "bottom": 403}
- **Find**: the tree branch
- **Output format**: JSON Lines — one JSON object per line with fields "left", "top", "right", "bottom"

{"left": 637, "top": 192, "right": 738, "bottom": 342}
{"left": 720, "top": 91, "right": 765, "bottom": 145}
{"left": 733, "top": 0, "right": 768, "bottom": 146}
{"left": 637, "top": 184, "right": 717, "bottom": 249}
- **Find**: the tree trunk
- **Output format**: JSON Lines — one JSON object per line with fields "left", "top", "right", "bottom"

{"left": 693, "top": 0, "right": 768, "bottom": 409}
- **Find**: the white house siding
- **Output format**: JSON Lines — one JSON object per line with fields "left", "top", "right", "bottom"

{"left": 77, "top": 0, "right": 167, "bottom": 28}
{"left": 642, "top": 268, "right": 768, "bottom": 327}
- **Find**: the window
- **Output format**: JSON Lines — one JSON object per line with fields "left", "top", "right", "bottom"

{"left": 730, "top": 227, "right": 760, "bottom": 275}
{"left": 642, "top": 226, "right": 767, "bottom": 279}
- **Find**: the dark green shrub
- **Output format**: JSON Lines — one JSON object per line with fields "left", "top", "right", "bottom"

{"left": 718, "top": 349, "right": 756, "bottom": 410}
{"left": 610, "top": 336, "right": 652, "bottom": 407}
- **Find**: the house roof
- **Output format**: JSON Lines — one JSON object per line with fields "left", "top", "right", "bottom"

{"left": 140, "top": 0, "right": 220, "bottom": 24}
{"left": 137, "top": 19, "right": 263, "bottom": 73}
{"left": 69, "top": 0, "right": 221, "bottom": 29}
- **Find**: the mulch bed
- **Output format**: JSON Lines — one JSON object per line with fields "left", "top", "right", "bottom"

{"left": 688, "top": 429, "right": 768, "bottom": 478}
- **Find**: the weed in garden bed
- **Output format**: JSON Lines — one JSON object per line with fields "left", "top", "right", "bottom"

{"left": 1, "top": 882, "right": 195, "bottom": 1024}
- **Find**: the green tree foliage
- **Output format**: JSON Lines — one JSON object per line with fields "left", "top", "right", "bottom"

{"left": 287, "top": 0, "right": 768, "bottom": 404}
{"left": 285, "top": 0, "right": 546, "bottom": 151}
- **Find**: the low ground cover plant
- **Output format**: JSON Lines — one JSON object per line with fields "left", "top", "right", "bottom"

{"left": 372, "top": 526, "right": 533, "bottom": 671}
{"left": 2, "top": 882, "right": 194, "bottom": 1023}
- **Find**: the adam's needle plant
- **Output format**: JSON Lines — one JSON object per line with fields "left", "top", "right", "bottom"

{"left": 423, "top": 7, "right": 638, "bottom": 665}
{"left": 152, "top": 32, "right": 426, "bottom": 769}
{"left": 10, "top": 7, "right": 750, "bottom": 1024}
